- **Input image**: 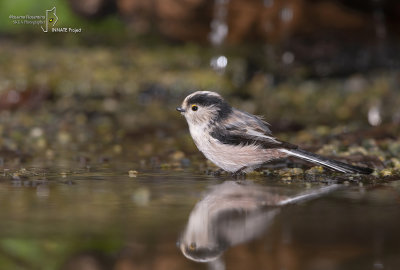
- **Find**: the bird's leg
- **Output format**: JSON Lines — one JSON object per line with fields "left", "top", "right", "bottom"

{"left": 231, "top": 167, "right": 247, "bottom": 179}
{"left": 205, "top": 168, "right": 224, "bottom": 177}
{"left": 212, "top": 168, "right": 224, "bottom": 177}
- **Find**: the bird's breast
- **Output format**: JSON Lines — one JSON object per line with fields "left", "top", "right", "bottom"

{"left": 188, "top": 124, "right": 210, "bottom": 150}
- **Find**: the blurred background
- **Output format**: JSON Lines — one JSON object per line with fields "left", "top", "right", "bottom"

{"left": 0, "top": 0, "right": 400, "bottom": 269}
{"left": 1, "top": 0, "right": 400, "bottom": 157}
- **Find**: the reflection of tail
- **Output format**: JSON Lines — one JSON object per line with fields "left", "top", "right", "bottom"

{"left": 281, "top": 149, "right": 373, "bottom": 174}
{"left": 278, "top": 184, "right": 340, "bottom": 206}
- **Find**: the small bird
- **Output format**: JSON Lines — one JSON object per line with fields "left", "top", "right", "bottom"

{"left": 176, "top": 91, "right": 373, "bottom": 175}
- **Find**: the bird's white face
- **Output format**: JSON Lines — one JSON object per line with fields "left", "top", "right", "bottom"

{"left": 177, "top": 91, "right": 224, "bottom": 127}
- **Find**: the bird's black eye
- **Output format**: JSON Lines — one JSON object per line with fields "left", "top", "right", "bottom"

{"left": 189, "top": 242, "right": 196, "bottom": 250}
{"left": 191, "top": 105, "right": 198, "bottom": 111}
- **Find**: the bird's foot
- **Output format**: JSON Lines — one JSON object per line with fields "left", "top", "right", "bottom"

{"left": 230, "top": 170, "right": 246, "bottom": 180}
{"left": 205, "top": 168, "right": 225, "bottom": 177}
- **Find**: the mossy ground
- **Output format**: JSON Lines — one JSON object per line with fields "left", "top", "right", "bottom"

{"left": 0, "top": 39, "right": 399, "bottom": 184}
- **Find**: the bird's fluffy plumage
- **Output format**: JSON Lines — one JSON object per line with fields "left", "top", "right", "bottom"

{"left": 177, "top": 91, "right": 373, "bottom": 174}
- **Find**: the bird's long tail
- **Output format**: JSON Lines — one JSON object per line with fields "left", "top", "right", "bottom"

{"left": 280, "top": 149, "right": 373, "bottom": 174}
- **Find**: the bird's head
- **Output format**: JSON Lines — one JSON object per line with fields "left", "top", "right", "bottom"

{"left": 176, "top": 91, "right": 232, "bottom": 126}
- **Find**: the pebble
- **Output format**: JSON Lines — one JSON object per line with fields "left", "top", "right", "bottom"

{"left": 170, "top": 151, "right": 185, "bottom": 161}
{"left": 128, "top": 170, "right": 138, "bottom": 177}
{"left": 379, "top": 169, "right": 393, "bottom": 177}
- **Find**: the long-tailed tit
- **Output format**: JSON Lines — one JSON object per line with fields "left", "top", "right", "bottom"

{"left": 176, "top": 91, "right": 373, "bottom": 175}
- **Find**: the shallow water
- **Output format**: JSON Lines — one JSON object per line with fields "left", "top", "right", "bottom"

{"left": 0, "top": 164, "right": 399, "bottom": 270}
{"left": 0, "top": 17, "right": 399, "bottom": 269}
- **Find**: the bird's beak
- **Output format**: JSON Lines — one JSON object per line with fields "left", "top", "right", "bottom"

{"left": 176, "top": 106, "right": 186, "bottom": 113}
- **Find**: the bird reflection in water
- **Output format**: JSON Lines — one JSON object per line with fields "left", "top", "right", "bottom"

{"left": 179, "top": 181, "right": 339, "bottom": 266}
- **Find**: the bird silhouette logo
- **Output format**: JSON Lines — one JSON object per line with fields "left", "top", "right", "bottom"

{"left": 41, "top": 7, "right": 58, "bottom": 32}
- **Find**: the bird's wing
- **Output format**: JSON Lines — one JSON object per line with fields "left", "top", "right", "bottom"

{"left": 211, "top": 109, "right": 297, "bottom": 149}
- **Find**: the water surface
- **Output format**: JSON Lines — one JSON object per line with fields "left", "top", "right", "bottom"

{"left": 0, "top": 164, "right": 399, "bottom": 270}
